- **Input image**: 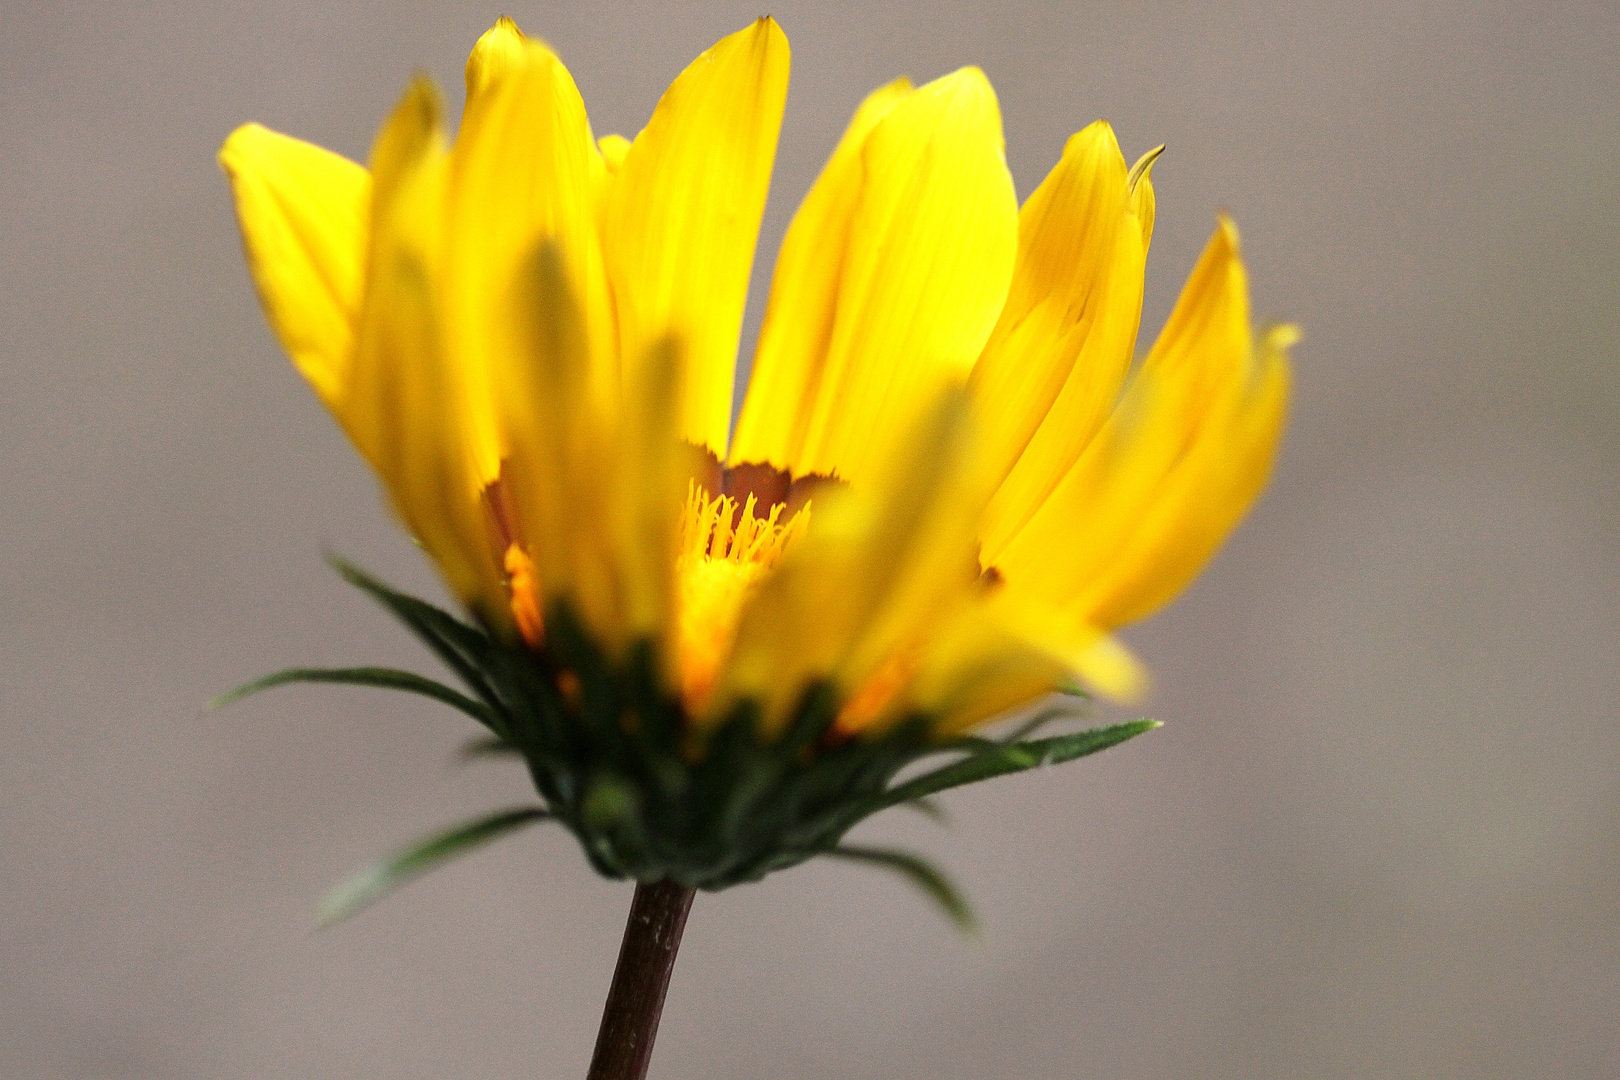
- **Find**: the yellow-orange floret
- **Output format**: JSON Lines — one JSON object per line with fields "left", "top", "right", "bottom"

{"left": 505, "top": 544, "right": 545, "bottom": 647}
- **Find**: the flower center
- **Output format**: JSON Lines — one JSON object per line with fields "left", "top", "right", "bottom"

{"left": 675, "top": 482, "right": 809, "bottom": 713}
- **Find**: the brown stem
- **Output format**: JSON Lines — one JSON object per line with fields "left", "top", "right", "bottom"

{"left": 585, "top": 879, "right": 697, "bottom": 1080}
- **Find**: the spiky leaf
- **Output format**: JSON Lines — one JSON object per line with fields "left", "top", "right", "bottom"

{"left": 882, "top": 720, "right": 1160, "bottom": 809}
{"left": 828, "top": 845, "right": 976, "bottom": 933}
{"left": 328, "top": 555, "right": 502, "bottom": 710}
{"left": 458, "top": 734, "right": 524, "bottom": 760}
{"left": 210, "top": 666, "right": 499, "bottom": 732}
{"left": 319, "top": 806, "right": 552, "bottom": 926}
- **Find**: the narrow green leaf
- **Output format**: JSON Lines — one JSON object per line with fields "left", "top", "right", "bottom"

{"left": 828, "top": 845, "right": 976, "bottom": 933}
{"left": 457, "top": 734, "right": 523, "bottom": 760}
{"left": 326, "top": 555, "right": 500, "bottom": 709}
{"left": 209, "top": 667, "right": 499, "bottom": 731}
{"left": 900, "top": 797, "right": 950, "bottom": 825}
{"left": 319, "top": 807, "right": 552, "bottom": 927}
{"left": 998, "top": 698, "right": 1089, "bottom": 744}
{"left": 882, "top": 719, "right": 1160, "bottom": 808}
{"left": 1056, "top": 678, "right": 1093, "bottom": 700}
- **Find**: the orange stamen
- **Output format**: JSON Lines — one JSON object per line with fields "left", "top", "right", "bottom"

{"left": 505, "top": 544, "right": 545, "bottom": 648}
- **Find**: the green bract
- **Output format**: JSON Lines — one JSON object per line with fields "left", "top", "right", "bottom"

{"left": 216, "top": 558, "right": 1157, "bottom": 930}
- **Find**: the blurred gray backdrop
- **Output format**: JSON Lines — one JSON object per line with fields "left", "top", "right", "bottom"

{"left": 2, "top": 1, "right": 1616, "bottom": 1077}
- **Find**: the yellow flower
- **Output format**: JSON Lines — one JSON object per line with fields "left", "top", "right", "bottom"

{"left": 218, "top": 15, "right": 1292, "bottom": 744}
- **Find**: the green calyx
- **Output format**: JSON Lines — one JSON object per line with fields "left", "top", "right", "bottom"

{"left": 214, "top": 557, "right": 1159, "bottom": 930}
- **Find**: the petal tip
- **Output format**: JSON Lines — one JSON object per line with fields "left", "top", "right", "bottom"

{"left": 746, "top": 14, "right": 790, "bottom": 51}
{"left": 402, "top": 72, "right": 446, "bottom": 116}
{"left": 941, "top": 64, "right": 995, "bottom": 96}
{"left": 911, "top": 66, "right": 1001, "bottom": 134}
{"left": 1127, "top": 143, "right": 1165, "bottom": 192}
{"left": 1060, "top": 120, "right": 1125, "bottom": 173}
{"left": 217, "top": 121, "right": 268, "bottom": 170}
{"left": 1071, "top": 117, "right": 1118, "bottom": 144}
{"left": 1075, "top": 634, "right": 1150, "bottom": 704}
{"left": 466, "top": 15, "right": 534, "bottom": 96}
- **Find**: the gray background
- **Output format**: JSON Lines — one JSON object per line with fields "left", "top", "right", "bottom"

{"left": 3, "top": 1, "right": 1617, "bottom": 1077}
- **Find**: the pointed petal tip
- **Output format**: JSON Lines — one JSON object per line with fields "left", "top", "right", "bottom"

{"left": 1127, "top": 143, "right": 1165, "bottom": 191}
{"left": 1068, "top": 117, "right": 1118, "bottom": 145}
{"left": 1057, "top": 120, "right": 1125, "bottom": 173}
{"left": 216, "top": 121, "right": 268, "bottom": 169}
{"left": 746, "top": 14, "right": 790, "bottom": 50}
{"left": 466, "top": 16, "right": 548, "bottom": 97}
{"left": 400, "top": 72, "right": 446, "bottom": 118}
{"left": 937, "top": 64, "right": 995, "bottom": 96}
{"left": 909, "top": 66, "right": 1002, "bottom": 135}
{"left": 472, "top": 14, "right": 525, "bottom": 49}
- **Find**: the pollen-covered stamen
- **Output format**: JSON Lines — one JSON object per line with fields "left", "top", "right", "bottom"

{"left": 677, "top": 481, "right": 810, "bottom": 713}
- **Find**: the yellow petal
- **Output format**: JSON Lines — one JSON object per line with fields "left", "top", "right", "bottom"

{"left": 601, "top": 17, "right": 790, "bottom": 456}
{"left": 365, "top": 78, "right": 445, "bottom": 229}
{"left": 218, "top": 123, "right": 369, "bottom": 410}
{"left": 344, "top": 79, "right": 507, "bottom": 624}
{"left": 339, "top": 76, "right": 451, "bottom": 472}
{"left": 598, "top": 133, "right": 631, "bottom": 175}
{"left": 977, "top": 139, "right": 1156, "bottom": 566}
{"left": 446, "top": 29, "right": 609, "bottom": 484}
{"left": 1126, "top": 143, "right": 1162, "bottom": 249}
{"left": 986, "top": 593, "right": 1150, "bottom": 704}
{"left": 789, "top": 67, "right": 1018, "bottom": 486}
{"left": 610, "top": 336, "right": 693, "bottom": 652}
{"left": 831, "top": 392, "right": 993, "bottom": 695}
{"left": 907, "top": 608, "right": 1069, "bottom": 734}
{"left": 968, "top": 121, "right": 1128, "bottom": 488}
{"left": 992, "top": 217, "right": 1291, "bottom": 635}
{"left": 495, "top": 241, "right": 622, "bottom": 645}
{"left": 1067, "top": 631, "right": 1149, "bottom": 703}
{"left": 717, "top": 389, "right": 991, "bottom": 733}
{"left": 728, "top": 77, "right": 913, "bottom": 470}
{"left": 1083, "top": 324, "right": 1293, "bottom": 626}
{"left": 463, "top": 16, "right": 528, "bottom": 100}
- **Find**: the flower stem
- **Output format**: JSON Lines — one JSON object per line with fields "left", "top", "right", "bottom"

{"left": 585, "top": 879, "right": 696, "bottom": 1080}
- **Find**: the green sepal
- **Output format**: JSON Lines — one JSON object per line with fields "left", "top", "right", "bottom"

{"left": 828, "top": 845, "right": 977, "bottom": 934}
{"left": 879, "top": 720, "right": 1160, "bottom": 810}
{"left": 210, "top": 666, "right": 500, "bottom": 733}
{"left": 1055, "top": 678, "right": 1093, "bottom": 700}
{"left": 996, "top": 698, "right": 1087, "bottom": 744}
{"left": 327, "top": 554, "right": 504, "bottom": 714}
{"left": 233, "top": 559, "right": 1165, "bottom": 927}
{"left": 899, "top": 796, "right": 949, "bottom": 824}
{"left": 458, "top": 734, "right": 523, "bottom": 760}
{"left": 318, "top": 806, "right": 552, "bottom": 926}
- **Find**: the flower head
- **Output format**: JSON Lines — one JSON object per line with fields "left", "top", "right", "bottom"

{"left": 218, "top": 17, "right": 1292, "bottom": 906}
